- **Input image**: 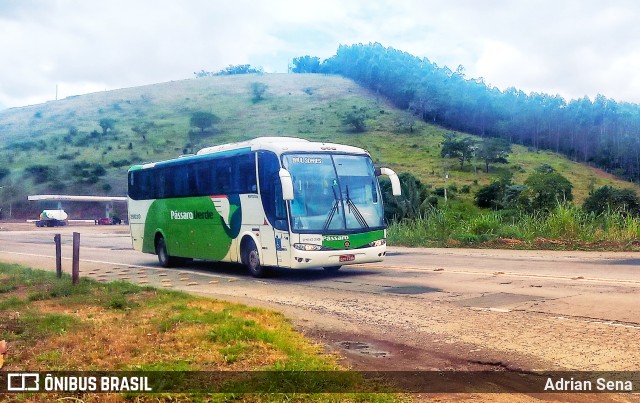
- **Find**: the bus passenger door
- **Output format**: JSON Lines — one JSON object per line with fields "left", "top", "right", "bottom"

{"left": 258, "top": 151, "right": 291, "bottom": 268}
{"left": 261, "top": 180, "right": 290, "bottom": 267}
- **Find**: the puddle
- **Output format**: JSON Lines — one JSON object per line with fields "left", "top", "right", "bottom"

{"left": 383, "top": 285, "right": 439, "bottom": 295}
{"left": 336, "top": 341, "right": 390, "bottom": 358}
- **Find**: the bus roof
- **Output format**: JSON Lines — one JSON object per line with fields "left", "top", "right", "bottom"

{"left": 196, "top": 136, "right": 369, "bottom": 156}
{"left": 129, "top": 137, "right": 370, "bottom": 171}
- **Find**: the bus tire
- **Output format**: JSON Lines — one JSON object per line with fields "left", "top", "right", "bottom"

{"left": 242, "top": 239, "right": 266, "bottom": 277}
{"left": 155, "top": 236, "right": 175, "bottom": 268}
{"left": 323, "top": 266, "right": 342, "bottom": 273}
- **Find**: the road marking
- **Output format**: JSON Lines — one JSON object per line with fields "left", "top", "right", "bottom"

{"left": 555, "top": 315, "right": 640, "bottom": 329}
{"left": 0, "top": 251, "right": 244, "bottom": 282}
{"left": 358, "top": 263, "right": 640, "bottom": 285}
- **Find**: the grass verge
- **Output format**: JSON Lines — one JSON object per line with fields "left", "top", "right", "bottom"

{"left": 388, "top": 204, "right": 640, "bottom": 250}
{"left": 0, "top": 263, "right": 401, "bottom": 401}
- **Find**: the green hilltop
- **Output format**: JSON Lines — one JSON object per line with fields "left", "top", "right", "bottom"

{"left": 0, "top": 73, "right": 637, "bottom": 218}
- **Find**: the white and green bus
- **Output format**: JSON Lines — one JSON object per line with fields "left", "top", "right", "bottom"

{"left": 127, "top": 137, "right": 400, "bottom": 277}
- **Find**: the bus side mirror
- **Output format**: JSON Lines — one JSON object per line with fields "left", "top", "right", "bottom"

{"left": 377, "top": 167, "right": 401, "bottom": 196}
{"left": 279, "top": 168, "right": 294, "bottom": 200}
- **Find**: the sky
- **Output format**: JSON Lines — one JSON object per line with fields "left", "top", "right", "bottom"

{"left": 2, "top": 0, "right": 640, "bottom": 110}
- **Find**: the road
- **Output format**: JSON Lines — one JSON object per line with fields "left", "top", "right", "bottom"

{"left": 1, "top": 223, "right": 640, "bottom": 396}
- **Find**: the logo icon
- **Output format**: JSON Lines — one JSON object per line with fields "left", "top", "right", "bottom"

{"left": 7, "top": 373, "right": 40, "bottom": 392}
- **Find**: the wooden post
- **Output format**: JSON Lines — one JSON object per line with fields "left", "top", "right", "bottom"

{"left": 54, "top": 234, "right": 62, "bottom": 278}
{"left": 72, "top": 232, "right": 80, "bottom": 285}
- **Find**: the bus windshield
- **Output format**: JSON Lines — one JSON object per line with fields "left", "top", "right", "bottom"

{"left": 283, "top": 153, "right": 385, "bottom": 233}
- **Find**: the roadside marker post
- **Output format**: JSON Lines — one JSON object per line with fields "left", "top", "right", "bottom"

{"left": 53, "top": 234, "right": 62, "bottom": 278}
{"left": 72, "top": 232, "right": 80, "bottom": 285}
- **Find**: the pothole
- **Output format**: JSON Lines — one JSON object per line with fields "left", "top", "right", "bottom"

{"left": 336, "top": 341, "right": 390, "bottom": 358}
{"left": 383, "top": 285, "right": 439, "bottom": 295}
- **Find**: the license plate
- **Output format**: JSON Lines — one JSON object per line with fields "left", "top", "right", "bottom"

{"left": 339, "top": 254, "right": 355, "bottom": 262}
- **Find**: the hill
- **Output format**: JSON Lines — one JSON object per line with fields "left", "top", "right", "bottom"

{"left": 0, "top": 73, "right": 638, "bottom": 219}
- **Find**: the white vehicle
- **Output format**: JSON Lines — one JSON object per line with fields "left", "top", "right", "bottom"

{"left": 127, "top": 137, "right": 400, "bottom": 277}
{"left": 35, "top": 209, "right": 68, "bottom": 227}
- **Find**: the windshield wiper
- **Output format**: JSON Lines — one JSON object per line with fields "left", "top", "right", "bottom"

{"left": 323, "top": 185, "right": 341, "bottom": 230}
{"left": 345, "top": 185, "right": 369, "bottom": 229}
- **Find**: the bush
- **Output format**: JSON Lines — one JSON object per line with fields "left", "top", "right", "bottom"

{"left": 467, "top": 213, "right": 501, "bottom": 236}
{"left": 342, "top": 107, "right": 368, "bottom": 132}
{"left": 522, "top": 168, "right": 573, "bottom": 212}
{"left": 583, "top": 186, "right": 640, "bottom": 216}
{"left": 250, "top": 82, "right": 268, "bottom": 102}
{"left": 25, "top": 165, "right": 55, "bottom": 184}
{"left": 475, "top": 181, "right": 504, "bottom": 209}
{"left": 381, "top": 172, "right": 431, "bottom": 221}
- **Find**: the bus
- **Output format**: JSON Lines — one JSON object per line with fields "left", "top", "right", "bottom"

{"left": 127, "top": 137, "right": 401, "bottom": 277}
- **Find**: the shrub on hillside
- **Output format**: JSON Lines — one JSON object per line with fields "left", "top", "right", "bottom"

{"left": 24, "top": 165, "right": 55, "bottom": 184}
{"left": 522, "top": 167, "right": 573, "bottom": 212}
{"left": 583, "top": 186, "right": 640, "bottom": 216}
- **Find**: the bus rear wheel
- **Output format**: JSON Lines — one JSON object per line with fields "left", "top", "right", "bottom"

{"left": 242, "top": 239, "right": 266, "bottom": 278}
{"left": 155, "top": 236, "right": 175, "bottom": 268}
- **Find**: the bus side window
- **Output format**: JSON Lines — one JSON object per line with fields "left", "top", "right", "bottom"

{"left": 218, "top": 159, "right": 232, "bottom": 193}
{"left": 234, "top": 153, "right": 257, "bottom": 193}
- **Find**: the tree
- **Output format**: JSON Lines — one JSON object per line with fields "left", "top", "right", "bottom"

{"left": 474, "top": 181, "right": 505, "bottom": 209}
{"left": 342, "top": 107, "right": 368, "bottom": 132}
{"left": 440, "top": 133, "right": 476, "bottom": 169}
{"left": 583, "top": 186, "right": 640, "bottom": 215}
{"left": 477, "top": 137, "right": 511, "bottom": 173}
{"left": 292, "top": 56, "right": 321, "bottom": 73}
{"left": 131, "top": 124, "right": 148, "bottom": 142}
{"left": 250, "top": 82, "right": 268, "bottom": 103}
{"left": 98, "top": 118, "right": 116, "bottom": 136}
{"left": 131, "top": 121, "right": 156, "bottom": 142}
{"left": 25, "top": 165, "right": 55, "bottom": 184}
{"left": 474, "top": 176, "right": 513, "bottom": 210}
{"left": 522, "top": 166, "right": 573, "bottom": 212}
{"left": 216, "top": 64, "right": 263, "bottom": 75}
{"left": 189, "top": 112, "right": 220, "bottom": 134}
{"left": 0, "top": 168, "right": 9, "bottom": 182}
{"left": 315, "top": 42, "right": 640, "bottom": 182}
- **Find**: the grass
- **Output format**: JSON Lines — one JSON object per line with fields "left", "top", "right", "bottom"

{"left": 0, "top": 263, "right": 401, "bottom": 401}
{"left": 388, "top": 204, "right": 640, "bottom": 250}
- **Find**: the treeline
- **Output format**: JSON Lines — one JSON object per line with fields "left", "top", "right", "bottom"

{"left": 293, "top": 43, "right": 640, "bottom": 182}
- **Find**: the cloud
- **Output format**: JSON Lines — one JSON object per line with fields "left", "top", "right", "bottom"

{"left": 2, "top": 0, "right": 640, "bottom": 108}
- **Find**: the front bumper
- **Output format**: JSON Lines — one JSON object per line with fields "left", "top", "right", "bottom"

{"left": 287, "top": 245, "right": 387, "bottom": 269}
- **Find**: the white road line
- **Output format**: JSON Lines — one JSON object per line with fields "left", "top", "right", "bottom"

{"left": 358, "top": 264, "right": 640, "bottom": 285}
{"left": 0, "top": 251, "right": 243, "bottom": 281}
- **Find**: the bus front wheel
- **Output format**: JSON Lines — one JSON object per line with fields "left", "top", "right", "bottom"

{"left": 242, "top": 239, "right": 266, "bottom": 278}
{"left": 155, "top": 236, "right": 175, "bottom": 268}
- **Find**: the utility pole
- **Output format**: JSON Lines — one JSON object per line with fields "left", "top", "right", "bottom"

{"left": 444, "top": 173, "right": 448, "bottom": 203}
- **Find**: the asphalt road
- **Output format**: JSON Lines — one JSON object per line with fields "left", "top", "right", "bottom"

{"left": 1, "top": 223, "right": 640, "bottom": 396}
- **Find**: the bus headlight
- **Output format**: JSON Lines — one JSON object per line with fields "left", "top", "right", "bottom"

{"left": 368, "top": 239, "right": 386, "bottom": 247}
{"left": 294, "top": 243, "right": 323, "bottom": 251}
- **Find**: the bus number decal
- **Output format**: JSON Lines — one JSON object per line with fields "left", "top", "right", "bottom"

{"left": 291, "top": 157, "right": 323, "bottom": 164}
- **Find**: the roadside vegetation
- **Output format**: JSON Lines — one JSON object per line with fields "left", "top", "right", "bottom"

{"left": 0, "top": 263, "right": 399, "bottom": 401}
{"left": 384, "top": 167, "right": 640, "bottom": 249}
{"left": 388, "top": 204, "right": 640, "bottom": 249}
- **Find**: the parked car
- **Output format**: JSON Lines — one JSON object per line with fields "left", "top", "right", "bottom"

{"left": 96, "top": 217, "right": 122, "bottom": 225}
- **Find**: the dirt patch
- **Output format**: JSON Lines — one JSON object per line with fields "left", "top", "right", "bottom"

{"left": 301, "top": 327, "right": 527, "bottom": 372}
